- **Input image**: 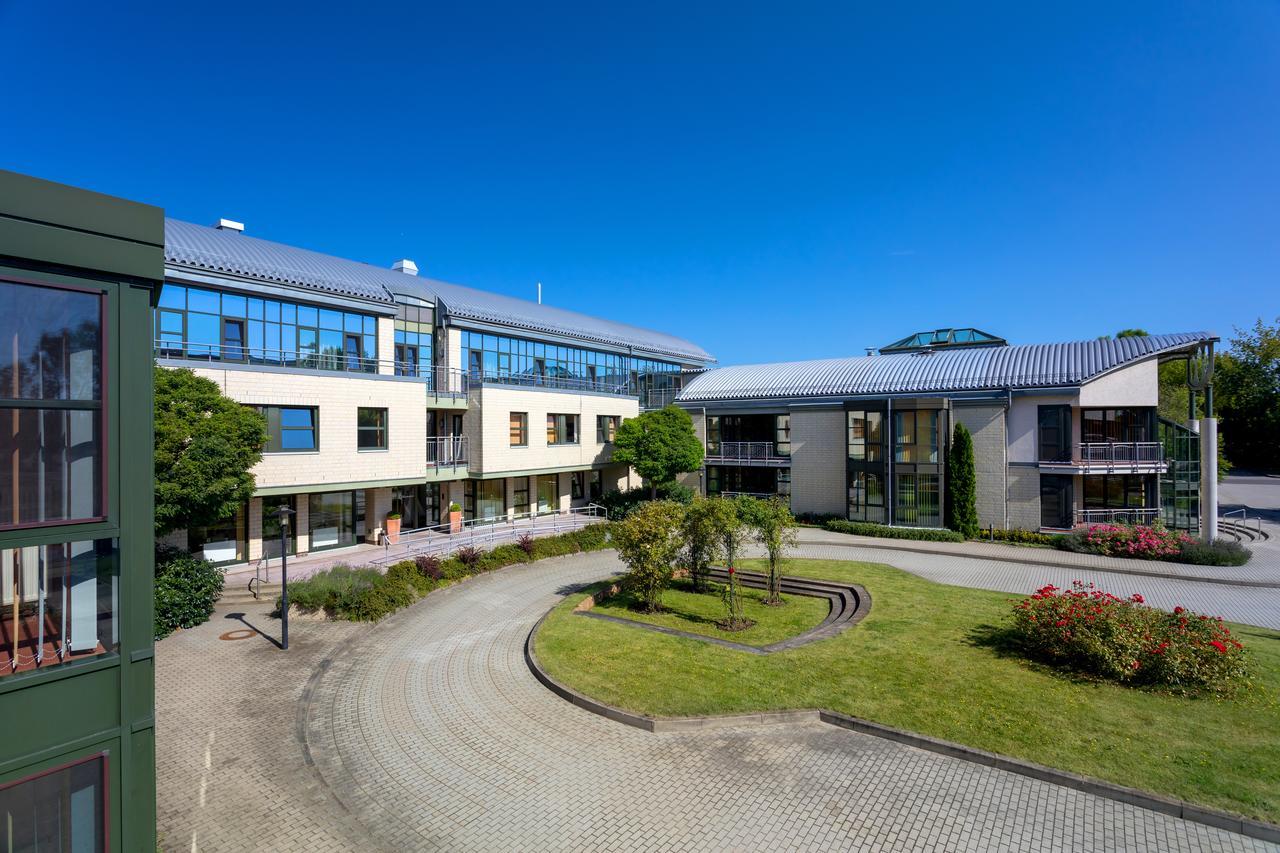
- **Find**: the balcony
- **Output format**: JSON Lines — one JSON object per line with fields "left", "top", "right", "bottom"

{"left": 468, "top": 370, "right": 633, "bottom": 396}
{"left": 704, "top": 442, "right": 792, "bottom": 467}
{"left": 1039, "top": 442, "right": 1166, "bottom": 474}
{"left": 1074, "top": 508, "right": 1161, "bottom": 526}
{"left": 426, "top": 435, "right": 468, "bottom": 468}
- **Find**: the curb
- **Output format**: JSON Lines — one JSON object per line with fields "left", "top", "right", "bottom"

{"left": 804, "top": 534, "right": 1279, "bottom": 589}
{"left": 524, "top": 608, "right": 1280, "bottom": 845}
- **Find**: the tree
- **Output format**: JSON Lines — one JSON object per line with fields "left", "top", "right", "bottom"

{"left": 1216, "top": 318, "right": 1280, "bottom": 471}
{"left": 741, "top": 496, "right": 797, "bottom": 605}
{"left": 154, "top": 367, "right": 266, "bottom": 535}
{"left": 611, "top": 405, "right": 704, "bottom": 498}
{"left": 946, "top": 422, "right": 979, "bottom": 538}
{"left": 611, "top": 500, "right": 685, "bottom": 612}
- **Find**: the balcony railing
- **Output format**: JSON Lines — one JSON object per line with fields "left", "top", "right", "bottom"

{"left": 468, "top": 371, "right": 632, "bottom": 396}
{"left": 1040, "top": 442, "right": 1165, "bottom": 471}
{"left": 1074, "top": 508, "right": 1161, "bottom": 526}
{"left": 426, "top": 435, "right": 468, "bottom": 467}
{"left": 704, "top": 441, "right": 792, "bottom": 466}
{"left": 155, "top": 339, "right": 467, "bottom": 393}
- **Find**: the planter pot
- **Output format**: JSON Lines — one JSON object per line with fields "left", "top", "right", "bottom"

{"left": 449, "top": 510, "right": 463, "bottom": 534}
{"left": 385, "top": 517, "right": 401, "bottom": 544}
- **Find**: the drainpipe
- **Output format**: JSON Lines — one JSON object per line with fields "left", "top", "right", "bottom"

{"left": 886, "top": 398, "right": 893, "bottom": 526}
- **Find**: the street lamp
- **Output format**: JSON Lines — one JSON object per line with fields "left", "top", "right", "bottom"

{"left": 275, "top": 504, "right": 296, "bottom": 650}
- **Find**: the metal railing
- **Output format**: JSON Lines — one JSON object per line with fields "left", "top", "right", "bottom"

{"left": 1074, "top": 508, "right": 1162, "bottom": 526}
{"left": 1040, "top": 442, "right": 1165, "bottom": 470}
{"left": 704, "top": 441, "right": 792, "bottom": 465}
{"left": 155, "top": 339, "right": 468, "bottom": 393}
{"left": 468, "top": 371, "right": 632, "bottom": 396}
{"left": 1222, "top": 508, "right": 1265, "bottom": 537}
{"left": 642, "top": 388, "right": 680, "bottom": 409}
{"left": 373, "top": 504, "right": 608, "bottom": 564}
{"left": 717, "top": 491, "right": 784, "bottom": 500}
{"left": 426, "top": 435, "right": 468, "bottom": 467}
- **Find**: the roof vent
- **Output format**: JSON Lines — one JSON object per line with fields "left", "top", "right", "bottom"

{"left": 392, "top": 259, "right": 419, "bottom": 276}
{"left": 214, "top": 218, "right": 244, "bottom": 234}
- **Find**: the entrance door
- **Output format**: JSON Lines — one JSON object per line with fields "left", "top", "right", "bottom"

{"left": 1040, "top": 474, "right": 1073, "bottom": 529}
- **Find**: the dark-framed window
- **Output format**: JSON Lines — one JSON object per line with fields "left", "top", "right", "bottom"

{"left": 1038, "top": 405, "right": 1072, "bottom": 462}
{"left": 547, "top": 413, "right": 579, "bottom": 445}
{"left": 261, "top": 495, "right": 297, "bottom": 558}
{"left": 589, "top": 470, "right": 604, "bottom": 501}
{"left": 571, "top": 470, "right": 585, "bottom": 500}
{"left": 847, "top": 470, "right": 886, "bottom": 523}
{"left": 894, "top": 410, "right": 939, "bottom": 464}
{"left": 706, "top": 416, "right": 721, "bottom": 454}
{"left": 510, "top": 412, "right": 528, "bottom": 447}
{"left": 775, "top": 414, "right": 791, "bottom": 457}
{"left": 1082, "top": 408, "right": 1153, "bottom": 444}
{"left": 308, "top": 489, "right": 366, "bottom": 551}
{"left": 513, "top": 477, "right": 531, "bottom": 515}
{"left": 255, "top": 406, "right": 318, "bottom": 452}
{"left": 847, "top": 410, "right": 884, "bottom": 461}
{"left": 188, "top": 505, "right": 247, "bottom": 565}
{"left": 459, "top": 329, "right": 678, "bottom": 395}
{"left": 464, "top": 478, "right": 505, "bottom": 521}
{"left": 0, "top": 753, "right": 107, "bottom": 852}
{"left": 597, "top": 415, "right": 620, "bottom": 444}
{"left": 394, "top": 300, "right": 434, "bottom": 378}
{"left": 894, "top": 472, "right": 940, "bottom": 527}
{"left": 1040, "top": 474, "right": 1073, "bottom": 529}
{"left": 1083, "top": 474, "right": 1151, "bottom": 509}
{"left": 1, "top": 279, "right": 104, "bottom": 529}
{"left": 357, "top": 407, "right": 388, "bottom": 450}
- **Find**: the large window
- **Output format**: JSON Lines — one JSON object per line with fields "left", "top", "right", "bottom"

{"left": 255, "top": 406, "right": 317, "bottom": 452}
{"left": 571, "top": 470, "right": 585, "bottom": 500}
{"left": 847, "top": 471, "right": 886, "bottom": 523}
{"left": 1082, "top": 408, "right": 1153, "bottom": 444}
{"left": 510, "top": 412, "right": 528, "bottom": 447}
{"left": 463, "top": 479, "right": 505, "bottom": 521}
{"left": 261, "top": 496, "right": 296, "bottom": 558}
{"left": 536, "top": 475, "right": 558, "bottom": 514}
{"left": 2, "top": 538, "right": 117, "bottom": 677}
{"left": 894, "top": 472, "right": 940, "bottom": 527}
{"left": 894, "top": 410, "right": 939, "bottom": 463}
{"left": 1038, "top": 405, "right": 1071, "bottom": 462}
{"left": 393, "top": 300, "right": 434, "bottom": 377}
{"left": 1083, "top": 474, "right": 1150, "bottom": 509}
{"left": 156, "top": 283, "right": 378, "bottom": 373}
{"left": 513, "top": 478, "right": 531, "bottom": 516}
{"left": 847, "top": 411, "right": 884, "bottom": 461}
{"left": 308, "top": 490, "right": 365, "bottom": 551}
{"left": 1, "top": 281, "right": 103, "bottom": 529}
{"left": 775, "top": 415, "right": 792, "bottom": 457}
{"left": 459, "top": 329, "right": 680, "bottom": 396}
{"left": 357, "top": 407, "right": 388, "bottom": 450}
{"left": 0, "top": 754, "right": 106, "bottom": 852}
{"left": 547, "top": 413, "right": 579, "bottom": 445}
{"left": 188, "top": 507, "right": 247, "bottom": 565}
{"left": 589, "top": 470, "right": 604, "bottom": 501}
{"left": 596, "top": 415, "right": 620, "bottom": 444}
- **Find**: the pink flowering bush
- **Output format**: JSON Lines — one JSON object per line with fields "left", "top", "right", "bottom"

{"left": 1070, "top": 523, "right": 1191, "bottom": 558}
{"left": 1008, "top": 581, "right": 1248, "bottom": 694}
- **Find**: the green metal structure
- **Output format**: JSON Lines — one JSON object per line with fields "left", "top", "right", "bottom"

{"left": 1159, "top": 417, "right": 1201, "bottom": 533}
{"left": 0, "top": 170, "right": 162, "bottom": 852}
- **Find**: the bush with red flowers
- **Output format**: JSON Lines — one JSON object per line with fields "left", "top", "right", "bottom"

{"left": 1008, "top": 581, "right": 1249, "bottom": 694}
{"left": 1057, "top": 522, "right": 1251, "bottom": 566}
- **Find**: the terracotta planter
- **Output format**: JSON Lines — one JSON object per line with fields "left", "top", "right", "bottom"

{"left": 385, "top": 516, "right": 401, "bottom": 544}
{"left": 449, "top": 510, "right": 463, "bottom": 534}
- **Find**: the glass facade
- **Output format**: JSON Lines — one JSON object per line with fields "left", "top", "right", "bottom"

{"left": 536, "top": 475, "right": 558, "bottom": 513}
{"left": 459, "top": 329, "right": 681, "bottom": 396}
{"left": 894, "top": 472, "right": 940, "bottom": 527}
{"left": 845, "top": 405, "right": 944, "bottom": 528}
{"left": 513, "top": 478, "right": 531, "bottom": 515}
{"left": 1, "top": 281, "right": 102, "bottom": 529}
{"left": 705, "top": 466, "right": 787, "bottom": 497}
{"left": 391, "top": 484, "right": 439, "bottom": 530}
{"left": 847, "top": 410, "right": 883, "bottom": 461}
{"left": 0, "top": 754, "right": 106, "bottom": 852}
{"left": 1, "top": 538, "right": 118, "bottom": 676}
{"left": 155, "top": 283, "right": 378, "bottom": 372}
{"left": 308, "top": 490, "right": 366, "bottom": 551}
{"left": 1083, "top": 474, "right": 1151, "bottom": 510}
{"left": 894, "top": 410, "right": 939, "bottom": 463}
{"left": 1082, "top": 408, "right": 1154, "bottom": 444}
{"left": 847, "top": 470, "right": 886, "bottom": 523}
{"left": 393, "top": 301, "right": 434, "bottom": 377}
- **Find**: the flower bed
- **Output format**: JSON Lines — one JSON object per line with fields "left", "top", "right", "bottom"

{"left": 1009, "top": 581, "right": 1248, "bottom": 694}
{"left": 1056, "top": 522, "right": 1251, "bottom": 566}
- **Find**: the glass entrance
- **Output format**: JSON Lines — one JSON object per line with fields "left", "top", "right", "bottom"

{"left": 392, "top": 484, "right": 438, "bottom": 530}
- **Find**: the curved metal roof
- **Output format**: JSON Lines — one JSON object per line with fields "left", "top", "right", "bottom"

{"left": 164, "top": 218, "right": 713, "bottom": 363}
{"left": 677, "top": 332, "right": 1214, "bottom": 402}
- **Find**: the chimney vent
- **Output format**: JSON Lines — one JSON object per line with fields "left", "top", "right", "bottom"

{"left": 865, "top": 347, "right": 876, "bottom": 357}
{"left": 214, "top": 218, "right": 244, "bottom": 234}
{"left": 392, "top": 259, "right": 418, "bottom": 276}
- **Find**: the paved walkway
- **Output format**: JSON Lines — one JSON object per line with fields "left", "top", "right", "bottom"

{"left": 157, "top": 545, "right": 1279, "bottom": 851}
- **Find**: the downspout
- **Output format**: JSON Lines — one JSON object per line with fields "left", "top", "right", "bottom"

{"left": 886, "top": 398, "right": 893, "bottom": 526}
{"left": 1005, "top": 387, "right": 1012, "bottom": 530}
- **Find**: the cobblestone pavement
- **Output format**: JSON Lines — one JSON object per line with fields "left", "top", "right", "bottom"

{"left": 299, "top": 550, "right": 1275, "bottom": 852}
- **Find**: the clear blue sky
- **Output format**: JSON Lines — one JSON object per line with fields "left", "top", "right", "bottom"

{"left": 3, "top": 2, "right": 1277, "bottom": 364}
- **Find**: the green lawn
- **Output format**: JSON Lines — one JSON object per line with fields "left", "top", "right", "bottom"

{"left": 588, "top": 578, "right": 830, "bottom": 647}
{"left": 535, "top": 558, "right": 1280, "bottom": 823}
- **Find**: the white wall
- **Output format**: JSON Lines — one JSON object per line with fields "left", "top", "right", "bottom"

{"left": 1006, "top": 393, "right": 1077, "bottom": 464}
{"left": 1079, "top": 359, "right": 1159, "bottom": 408}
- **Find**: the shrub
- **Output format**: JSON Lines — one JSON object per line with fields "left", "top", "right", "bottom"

{"left": 387, "top": 560, "right": 435, "bottom": 595}
{"left": 681, "top": 496, "right": 737, "bottom": 592}
{"left": 599, "top": 483, "right": 695, "bottom": 520}
{"left": 154, "top": 546, "right": 225, "bottom": 639}
{"left": 483, "top": 544, "right": 528, "bottom": 570}
{"left": 455, "top": 545, "right": 483, "bottom": 570}
{"left": 1008, "top": 581, "right": 1249, "bottom": 694}
{"left": 612, "top": 500, "right": 685, "bottom": 611}
{"left": 282, "top": 565, "right": 383, "bottom": 615}
{"left": 1056, "top": 523, "right": 1251, "bottom": 565}
{"left": 824, "top": 519, "right": 965, "bottom": 542}
{"left": 945, "top": 422, "right": 979, "bottom": 538}
{"left": 517, "top": 533, "right": 536, "bottom": 556}
{"left": 740, "top": 496, "right": 798, "bottom": 604}
{"left": 414, "top": 553, "right": 443, "bottom": 580}
{"left": 794, "top": 512, "right": 843, "bottom": 527}
{"left": 1176, "top": 538, "right": 1252, "bottom": 566}
{"left": 979, "top": 527, "right": 1064, "bottom": 546}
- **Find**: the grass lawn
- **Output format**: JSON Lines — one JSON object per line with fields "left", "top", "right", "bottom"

{"left": 588, "top": 578, "right": 830, "bottom": 647}
{"left": 535, "top": 557, "right": 1280, "bottom": 823}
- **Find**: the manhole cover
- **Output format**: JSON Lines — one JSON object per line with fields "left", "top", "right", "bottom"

{"left": 219, "top": 629, "right": 256, "bottom": 641}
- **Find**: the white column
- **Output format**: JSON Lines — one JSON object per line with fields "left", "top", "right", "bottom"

{"left": 1200, "top": 418, "right": 1218, "bottom": 542}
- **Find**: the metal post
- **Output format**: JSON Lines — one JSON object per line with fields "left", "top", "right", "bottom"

{"left": 1201, "top": 415, "right": 1218, "bottom": 542}
{"left": 275, "top": 505, "right": 295, "bottom": 650}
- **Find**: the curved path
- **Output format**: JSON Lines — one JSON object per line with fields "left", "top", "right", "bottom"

{"left": 304, "top": 548, "right": 1274, "bottom": 852}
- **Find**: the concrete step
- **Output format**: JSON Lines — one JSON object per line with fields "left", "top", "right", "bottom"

{"left": 219, "top": 581, "right": 282, "bottom": 605}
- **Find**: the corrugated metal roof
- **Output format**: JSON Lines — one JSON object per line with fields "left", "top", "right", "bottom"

{"left": 164, "top": 218, "right": 713, "bottom": 363}
{"left": 677, "top": 332, "right": 1214, "bottom": 402}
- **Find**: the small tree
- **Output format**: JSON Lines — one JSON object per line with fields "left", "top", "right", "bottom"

{"left": 154, "top": 367, "right": 266, "bottom": 535}
{"left": 719, "top": 566, "right": 748, "bottom": 630}
{"left": 741, "top": 496, "right": 797, "bottom": 605}
{"left": 681, "top": 496, "right": 739, "bottom": 592}
{"left": 611, "top": 405, "right": 704, "bottom": 498}
{"left": 946, "top": 422, "right": 979, "bottom": 539}
{"left": 612, "top": 500, "right": 685, "bottom": 612}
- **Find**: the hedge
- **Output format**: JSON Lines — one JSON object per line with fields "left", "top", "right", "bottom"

{"left": 155, "top": 546, "right": 225, "bottom": 639}
{"left": 278, "top": 522, "right": 615, "bottom": 621}
{"left": 978, "top": 527, "right": 1064, "bottom": 547}
{"left": 823, "top": 519, "right": 965, "bottom": 543}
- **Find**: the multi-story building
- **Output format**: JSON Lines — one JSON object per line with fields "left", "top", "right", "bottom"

{"left": 154, "top": 218, "right": 714, "bottom": 566}
{"left": 677, "top": 328, "right": 1214, "bottom": 533}
{"left": 1, "top": 171, "right": 162, "bottom": 851}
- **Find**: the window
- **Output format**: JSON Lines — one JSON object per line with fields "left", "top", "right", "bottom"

{"left": 255, "top": 406, "right": 317, "bottom": 452}
{"left": 547, "top": 413, "right": 579, "bottom": 445}
{"left": 261, "top": 496, "right": 297, "bottom": 558}
{"left": 357, "top": 407, "right": 388, "bottom": 450}
{"left": 847, "top": 471, "right": 886, "bottom": 523}
{"left": 1083, "top": 475, "right": 1150, "bottom": 509}
{"left": 775, "top": 414, "right": 791, "bottom": 456}
{"left": 394, "top": 300, "right": 434, "bottom": 378}
{"left": 1082, "top": 408, "right": 1153, "bottom": 444}
{"left": 894, "top": 473, "right": 940, "bottom": 527}
{"left": 1038, "top": 405, "right": 1071, "bottom": 462}
{"left": 536, "top": 474, "right": 558, "bottom": 513}
{"left": 513, "top": 478, "right": 531, "bottom": 515}
{"left": 894, "top": 410, "right": 939, "bottom": 463}
{"left": 589, "top": 470, "right": 604, "bottom": 501}
{"left": 188, "top": 506, "right": 247, "bottom": 564}
{"left": 463, "top": 479, "right": 505, "bottom": 522}
{"left": 847, "top": 410, "right": 883, "bottom": 461}
{"left": 2, "top": 538, "right": 118, "bottom": 677}
{"left": 1, "top": 280, "right": 103, "bottom": 529}
{"left": 706, "top": 416, "right": 721, "bottom": 454}
{"left": 776, "top": 468, "right": 791, "bottom": 496}
{"left": 458, "top": 329, "right": 679, "bottom": 395}
{"left": 597, "top": 415, "right": 620, "bottom": 444}
{"left": 571, "top": 470, "right": 585, "bottom": 500}
{"left": 0, "top": 754, "right": 106, "bottom": 852}
{"left": 510, "top": 412, "right": 528, "bottom": 447}
{"left": 308, "top": 490, "right": 365, "bottom": 551}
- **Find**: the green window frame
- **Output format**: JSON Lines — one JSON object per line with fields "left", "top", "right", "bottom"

{"left": 255, "top": 405, "right": 318, "bottom": 453}
{"left": 547, "top": 413, "right": 579, "bottom": 445}
{"left": 357, "top": 407, "right": 388, "bottom": 450}
{"left": 596, "top": 415, "right": 620, "bottom": 444}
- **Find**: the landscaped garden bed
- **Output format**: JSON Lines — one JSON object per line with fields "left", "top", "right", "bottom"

{"left": 534, "top": 556, "right": 1280, "bottom": 824}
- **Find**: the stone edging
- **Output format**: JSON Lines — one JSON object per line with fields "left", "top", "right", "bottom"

{"left": 524, "top": 608, "right": 1280, "bottom": 845}
{"left": 810, "top": 534, "right": 1279, "bottom": 589}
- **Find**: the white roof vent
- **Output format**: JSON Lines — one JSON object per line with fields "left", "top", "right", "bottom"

{"left": 214, "top": 218, "right": 244, "bottom": 233}
{"left": 392, "top": 259, "right": 419, "bottom": 276}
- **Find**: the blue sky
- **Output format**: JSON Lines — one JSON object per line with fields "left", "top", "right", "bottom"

{"left": 3, "top": 2, "right": 1277, "bottom": 364}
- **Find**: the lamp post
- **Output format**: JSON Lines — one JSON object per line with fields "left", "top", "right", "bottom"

{"left": 275, "top": 504, "right": 296, "bottom": 650}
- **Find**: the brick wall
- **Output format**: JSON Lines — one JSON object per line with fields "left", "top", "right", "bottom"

{"left": 1007, "top": 466, "right": 1041, "bottom": 531}
{"left": 789, "top": 408, "right": 846, "bottom": 516}
{"left": 953, "top": 404, "right": 1007, "bottom": 529}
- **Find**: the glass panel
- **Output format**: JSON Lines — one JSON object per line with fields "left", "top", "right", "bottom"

{"left": 318, "top": 309, "right": 343, "bottom": 330}
{"left": 297, "top": 305, "right": 318, "bottom": 327}
{"left": 309, "top": 491, "right": 356, "bottom": 550}
{"left": 221, "top": 293, "right": 247, "bottom": 317}
{"left": 0, "top": 282, "right": 101, "bottom": 401}
{"left": 158, "top": 284, "right": 186, "bottom": 309}
{"left": 261, "top": 496, "right": 297, "bottom": 557}
{"left": 536, "top": 475, "right": 557, "bottom": 514}
{"left": 0, "top": 755, "right": 106, "bottom": 851}
{"left": 0, "top": 408, "right": 101, "bottom": 527}
{"left": 187, "top": 287, "right": 220, "bottom": 314}
{"left": 280, "top": 408, "right": 313, "bottom": 429}
{"left": 189, "top": 507, "right": 247, "bottom": 565}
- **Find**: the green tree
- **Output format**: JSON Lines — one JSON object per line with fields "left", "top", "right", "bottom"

{"left": 612, "top": 500, "right": 685, "bottom": 612}
{"left": 681, "top": 496, "right": 739, "bottom": 592}
{"left": 946, "top": 422, "right": 979, "bottom": 538}
{"left": 154, "top": 366, "right": 266, "bottom": 535}
{"left": 611, "top": 405, "right": 704, "bottom": 498}
{"left": 1216, "top": 318, "right": 1280, "bottom": 471}
{"left": 741, "top": 496, "right": 797, "bottom": 605}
